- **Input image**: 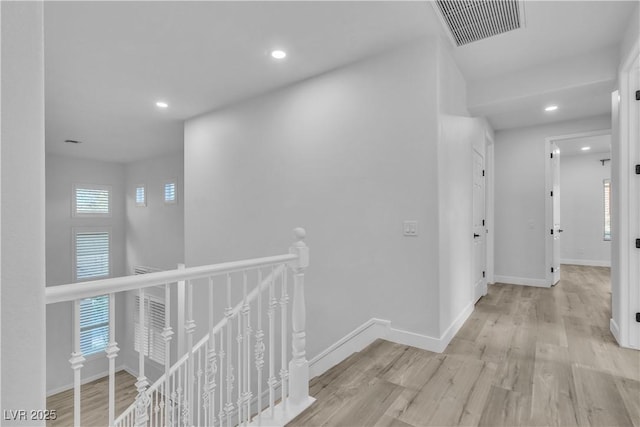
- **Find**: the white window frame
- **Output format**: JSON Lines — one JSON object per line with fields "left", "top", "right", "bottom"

{"left": 135, "top": 184, "right": 147, "bottom": 207}
{"left": 72, "top": 226, "right": 112, "bottom": 283}
{"left": 604, "top": 178, "right": 611, "bottom": 241}
{"left": 163, "top": 178, "right": 177, "bottom": 205}
{"left": 72, "top": 183, "right": 112, "bottom": 217}
{"left": 72, "top": 226, "right": 112, "bottom": 357}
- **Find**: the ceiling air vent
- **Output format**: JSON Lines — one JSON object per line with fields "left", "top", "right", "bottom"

{"left": 434, "top": 0, "right": 525, "bottom": 47}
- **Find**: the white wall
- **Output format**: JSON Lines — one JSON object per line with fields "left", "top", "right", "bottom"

{"left": 559, "top": 151, "right": 611, "bottom": 266}
{"left": 1, "top": 2, "right": 47, "bottom": 420}
{"left": 45, "top": 154, "right": 127, "bottom": 393}
{"left": 494, "top": 115, "right": 611, "bottom": 285}
{"left": 611, "top": 0, "right": 639, "bottom": 349}
{"left": 121, "top": 150, "right": 184, "bottom": 382}
{"left": 438, "top": 115, "right": 483, "bottom": 333}
{"left": 185, "top": 39, "right": 446, "bottom": 361}
{"left": 124, "top": 150, "right": 184, "bottom": 273}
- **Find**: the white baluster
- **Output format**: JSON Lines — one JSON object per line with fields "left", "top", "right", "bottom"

{"left": 177, "top": 263, "right": 186, "bottom": 357}
{"left": 162, "top": 283, "right": 174, "bottom": 427}
{"left": 219, "top": 329, "right": 225, "bottom": 427}
{"left": 236, "top": 313, "right": 243, "bottom": 425}
{"left": 106, "top": 293, "right": 119, "bottom": 426}
{"left": 70, "top": 299, "right": 86, "bottom": 427}
{"left": 197, "top": 346, "right": 203, "bottom": 427}
{"left": 244, "top": 271, "right": 252, "bottom": 424}
{"left": 255, "top": 270, "right": 265, "bottom": 426}
{"left": 159, "top": 383, "right": 165, "bottom": 427}
{"left": 185, "top": 279, "right": 196, "bottom": 426}
{"left": 171, "top": 366, "right": 177, "bottom": 427}
{"left": 207, "top": 277, "right": 217, "bottom": 426}
{"left": 225, "top": 274, "right": 234, "bottom": 427}
{"left": 134, "top": 288, "right": 150, "bottom": 427}
{"left": 279, "top": 264, "right": 289, "bottom": 412}
{"left": 288, "top": 228, "right": 310, "bottom": 405}
{"left": 267, "top": 267, "right": 277, "bottom": 418}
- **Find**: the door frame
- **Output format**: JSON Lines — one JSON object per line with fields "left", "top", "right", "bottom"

{"left": 544, "top": 129, "right": 611, "bottom": 287}
{"left": 615, "top": 39, "right": 640, "bottom": 350}
{"left": 472, "top": 145, "right": 487, "bottom": 302}
{"left": 485, "top": 131, "right": 495, "bottom": 286}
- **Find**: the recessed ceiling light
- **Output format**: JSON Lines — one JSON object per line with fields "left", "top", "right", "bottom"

{"left": 156, "top": 101, "right": 169, "bottom": 108}
{"left": 581, "top": 146, "right": 591, "bottom": 151}
{"left": 270, "top": 50, "right": 287, "bottom": 60}
{"left": 545, "top": 105, "right": 558, "bottom": 112}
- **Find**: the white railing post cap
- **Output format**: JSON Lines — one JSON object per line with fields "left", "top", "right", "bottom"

{"left": 290, "top": 227, "right": 309, "bottom": 269}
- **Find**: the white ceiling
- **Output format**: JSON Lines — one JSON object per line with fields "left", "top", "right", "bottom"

{"left": 556, "top": 134, "right": 611, "bottom": 157}
{"left": 43, "top": 1, "right": 638, "bottom": 163}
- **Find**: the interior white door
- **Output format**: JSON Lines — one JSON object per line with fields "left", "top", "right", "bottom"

{"left": 631, "top": 53, "right": 640, "bottom": 348}
{"left": 473, "top": 148, "right": 487, "bottom": 302}
{"left": 551, "top": 142, "right": 562, "bottom": 285}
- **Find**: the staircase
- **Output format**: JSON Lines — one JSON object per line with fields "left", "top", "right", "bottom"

{"left": 45, "top": 228, "right": 315, "bottom": 427}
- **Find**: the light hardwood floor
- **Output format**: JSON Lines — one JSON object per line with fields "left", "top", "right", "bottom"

{"left": 289, "top": 265, "right": 640, "bottom": 427}
{"left": 46, "top": 369, "right": 137, "bottom": 426}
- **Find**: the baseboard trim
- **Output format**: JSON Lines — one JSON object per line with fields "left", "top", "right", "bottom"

{"left": 309, "top": 304, "right": 474, "bottom": 378}
{"left": 561, "top": 259, "right": 611, "bottom": 267}
{"left": 46, "top": 364, "right": 129, "bottom": 397}
{"left": 494, "top": 275, "right": 549, "bottom": 288}
{"left": 388, "top": 302, "right": 474, "bottom": 353}
{"left": 610, "top": 318, "right": 621, "bottom": 345}
{"left": 309, "top": 318, "right": 390, "bottom": 378}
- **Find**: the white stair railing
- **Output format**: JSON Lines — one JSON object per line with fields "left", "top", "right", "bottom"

{"left": 45, "top": 228, "right": 315, "bottom": 427}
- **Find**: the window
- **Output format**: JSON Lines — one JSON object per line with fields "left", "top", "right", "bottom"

{"left": 164, "top": 179, "right": 177, "bottom": 204}
{"left": 604, "top": 179, "right": 611, "bottom": 241}
{"left": 73, "top": 184, "right": 111, "bottom": 217}
{"left": 74, "top": 229, "right": 110, "bottom": 281}
{"left": 134, "top": 294, "right": 166, "bottom": 365}
{"left": 79, "top": 295, "right": 109, "bottom": 356}
{"left": 73, "top": 228, "right": 111, "bottom": 355}
{"left": 135, "top": 184, "right": 146, "bottom": 207}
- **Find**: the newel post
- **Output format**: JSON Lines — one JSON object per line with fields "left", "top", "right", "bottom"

{"left": 288, "top": 227, "right": 310, "bottom": 405}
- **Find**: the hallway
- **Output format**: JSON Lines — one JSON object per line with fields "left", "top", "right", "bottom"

{"left": 289, "top": 265, "right": 640, "bottom": 426}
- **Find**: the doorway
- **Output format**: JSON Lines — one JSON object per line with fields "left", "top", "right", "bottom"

{"left": 472, "top": 146, "right": 487, "bottom": 302}
{"left": 545, "top": 129, "right": 612, "bottom": 287}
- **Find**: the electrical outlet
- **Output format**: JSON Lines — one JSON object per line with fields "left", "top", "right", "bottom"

{"left": 403, "top": 220, "right": 418, "bottom": 236}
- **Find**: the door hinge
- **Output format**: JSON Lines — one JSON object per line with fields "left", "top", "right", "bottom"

{"left": 550, "top": 191, "right": 553, "bottom": 197}
{"left": 482, "top": 271, "right": 486, "bottom": 278}
{"left": 551, "top": 267, "right": 554, "bottom": 273}
{"left": 636, "top": 90, "right": 640, "bottom": 101}
{"left": 482, "top": 170, "right": 485, "bottom": 177}
{"left": 551, "top": 229, "right": 554, "bottom": 235}
{"left": 636, "top": 312, "right": 640, "bottom": 322}
{"left": 636, "top": 164, "right": 640, "bottom": 174}
{"left": 482, "top": 219, "right": 485, "bottom": 226}
{"left": 550, "top": 153, "right": 554, "bottom": 159}
{"left": 636, "top": 238, "right": 640, "bottom": 249}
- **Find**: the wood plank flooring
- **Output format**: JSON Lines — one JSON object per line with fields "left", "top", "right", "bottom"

{"left": 289, "top": 265, "right": 640, "bottom": 427}
{"left": 46, "top": 370, "right": 137, "bottom": 426}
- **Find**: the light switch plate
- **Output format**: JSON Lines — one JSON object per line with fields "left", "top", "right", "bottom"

{"left": 403, "top": 220, "right": 418, "bottom": 236}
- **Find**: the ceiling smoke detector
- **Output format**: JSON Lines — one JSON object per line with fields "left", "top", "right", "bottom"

{"left": 434, "top": 0, "right": 525, "bottom": 47}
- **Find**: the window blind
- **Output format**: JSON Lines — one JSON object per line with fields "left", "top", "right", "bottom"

{"left": 75, "top": 186, "right": 110, "bottom": 215}
{"left": 164, "top": 181, "right": 176, "bottom": 204}
{"left": 604, "top": 179, "right": 611, "bottom": 241}
{"left": 75, "top": 231, "right": 110, "bottom": 280}
{"left": 134, "top": 294, "right": 166, "bottom": 365}
{"left": 79, "top": 295, "right": 109, "bottom": 355}
{"left": 135, "top": 185, "right": 146, "bottom": 207}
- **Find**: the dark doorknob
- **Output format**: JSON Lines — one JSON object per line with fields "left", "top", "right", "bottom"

{"left": 558, "top": 229, "right": 564, "bottom": 233}
{"left": 474, "top": 233, "right": 480, "bottom": 238}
